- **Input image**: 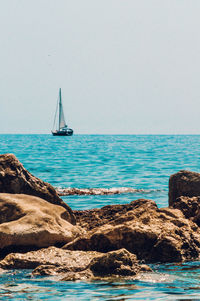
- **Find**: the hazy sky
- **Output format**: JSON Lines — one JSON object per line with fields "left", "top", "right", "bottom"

{"left": 1, "top": 0, "right": 200, "bottom": 134}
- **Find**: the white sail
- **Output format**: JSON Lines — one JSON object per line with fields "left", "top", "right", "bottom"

{"left": 58, "top": 88, "right": 67, "bottom": 129}
{"left": 52, "top": 88, "right": 73, "bottom": 136}
{"left": 59, "top": 101, "right": 66, "bottom": 129}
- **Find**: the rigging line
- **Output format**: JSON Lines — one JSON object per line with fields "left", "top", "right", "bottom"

{"left": 52, "top": 95, "right": 59, "bottom": 131}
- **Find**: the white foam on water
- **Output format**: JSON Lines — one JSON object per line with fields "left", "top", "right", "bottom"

{"left": 56, "top": 187, "right": 164, "bottom": 196}
{"left": 135, "top": 272, "right": 176, "bottom": 283}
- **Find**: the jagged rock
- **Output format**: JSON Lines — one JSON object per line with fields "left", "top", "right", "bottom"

{"left": 89, "top": 248, "right": 151, "bottom": 277}
{"left": 169, "top": 170, "right": 200, "bottom": 207}
{"left": 0, "top": 247, "right": 151, "bottom": 281}
{"left": 0, "top": 154, "right": 75, "bottom": 224}
{"left": 73, "top": 199, "right": 158, "bottom": 231}
{"left": 66, "top": 199, "right": 200, "bottom": 263}
{"left": 62, "top": 249, "right": 152, "bottom": 281}
{"left": 0, "top": 193, "right": 81, "bottom": 255}
{"left": 171, "top": 196, "right": 200, "bottom": 226}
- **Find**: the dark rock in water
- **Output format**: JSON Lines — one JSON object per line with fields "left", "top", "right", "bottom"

{"left": 0, "top": 153, "right": 75, "bottom": 224}
{"left": 171, "top": 196, "right": 200, "bottom": 226}
{"left": 68, "top": 199, "right": 200, "bottom": 263}
{"left": 169, "top": 170, "right": 200, "bottom": 207}
{"left": 0, "top": 193, "right": 81, "bottom": 254}
{"left": 0, "top": 247, "right": 151, "bottom": 281}
{"left": 89, "top": 248, "right": 150, "bottom": 277}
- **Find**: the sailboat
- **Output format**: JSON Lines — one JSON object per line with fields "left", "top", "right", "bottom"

{"left": 52, "top": 88, "right": 73, "bottom": 136}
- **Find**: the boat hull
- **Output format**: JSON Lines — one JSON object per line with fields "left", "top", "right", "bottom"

{"left": 52, "top": 129, "right": 73, "bottom": 136}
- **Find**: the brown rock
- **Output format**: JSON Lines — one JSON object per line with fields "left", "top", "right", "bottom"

{"left": 0, "top": 246, "right": 99, "bottom": 270}
{"left": 89, "top": 248, "right": 141, "bottom": 277}
{"left": 169, "top": 170, "right": 200, "bottom": 207}
{"left": 63, "top": 249, "right": 152, "bottom": 281}
{"left": 171, "top": 196, "right": 200, "bottom": 226}
{"left": 66, "top": 199, "right": 200, "bottom": 263}
{"left": 0, "top": 154, "right": 75, "bottom": 224}
{"left": 61, "top": 270, "right": 93, "bottom": 281}
{"left": 0, "top": 193, "right": 81, "bottom": 255}
{"left": 73, "top": 199, "right": 158, "bottom": 231}
{"left": 0, "top": 247, "right": 151, "bottom": 281}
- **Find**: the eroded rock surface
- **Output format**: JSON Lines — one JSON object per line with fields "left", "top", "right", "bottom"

{"left": 89, "top": 248, "right": 151, "bottom": 277}
{"left": 0, "top": 247, "right": 151, "bottom": 281}
{"left": 69, "top": 199, "right": 200, "bottom": 263}
{"left": 62, "top": 249, "right": 151, "bottom": 281}
{"left": 0, "top": 193, "right": 81, "bottom": 255}
{"left": 73, "top": 199, "right": 158, "bottom": 231}
{"left": 169, "top": 170, "right": 200, "bottom": 207}
{"left": 171, "top": 196, "right": 200, "bottom": 226}
{"left": 0, "top": 246, "right": 99, "bottom": 270}
{"left": 0, "top": 154, "right": 75, "bottom": 224}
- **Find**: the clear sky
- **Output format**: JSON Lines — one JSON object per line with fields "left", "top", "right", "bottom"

{"left": 1, "top": 0, "right": 200, "bottom": 134}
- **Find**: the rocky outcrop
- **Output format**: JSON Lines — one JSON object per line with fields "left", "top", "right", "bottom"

{"left": 0, "top": 154, "right": 75, "bottom": 224}
{"left": 0, "top": 247, "right": 151, "bottom": 281}
{"left": 169, "top": 170, "right": 200, "bottom": 207}
{"left": 2, "top": 153, "right": 200, "bottom": 280}
{"left": 171, "top": 196, "right": 200, "bottom": 226}
{"left": 0, "top": 193, "right": 81, "bottom": 256}
{"left": 68, "top": 199, "right": 200, "bottom": 263}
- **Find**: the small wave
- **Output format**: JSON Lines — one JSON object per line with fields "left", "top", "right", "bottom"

{"left": 135, "top": 272, "right": 175, "bottom": 283}
{"left": 56, "top": 187, "right": 164, "bottom": 196}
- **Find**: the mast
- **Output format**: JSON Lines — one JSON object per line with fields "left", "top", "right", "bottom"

{"left": 59, "top": 88, "right": 62, "bottom": 130}
{"left": 56, "top": 88, "right": 67, "bottom": 131}
{"left": 52, "top": 88, "right": 73, "bottom": 135}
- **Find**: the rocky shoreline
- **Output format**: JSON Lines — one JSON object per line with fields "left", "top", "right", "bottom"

{"left": 1, "top": 154, "right": 200, "bottom": 281}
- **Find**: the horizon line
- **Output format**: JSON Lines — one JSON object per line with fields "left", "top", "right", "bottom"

{"left": 1, "top": 133, "right": 200, "bottom": 136}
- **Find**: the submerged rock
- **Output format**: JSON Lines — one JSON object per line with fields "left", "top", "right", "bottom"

{"left": 0, "top": 193, "right": 81, "bottom": 255}
{"left": 0, "top": 154, "right": 75, "bottom": 224}
{"left": 69, "top": 199, "right": 200, "bottom": 263}
{"left": 169, "top": 170, "right": 200, "bottom": 207}
{"left": 0, "top": 247, "right": 151, "bottom": 280}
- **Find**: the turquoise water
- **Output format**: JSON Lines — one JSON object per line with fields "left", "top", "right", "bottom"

{"left": 1, "top": 134, "right": 200, "bottom": 300}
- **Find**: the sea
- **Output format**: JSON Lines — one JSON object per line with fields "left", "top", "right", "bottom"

{"left": 1, "top": 134, "right": 200, "bottom": 300}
